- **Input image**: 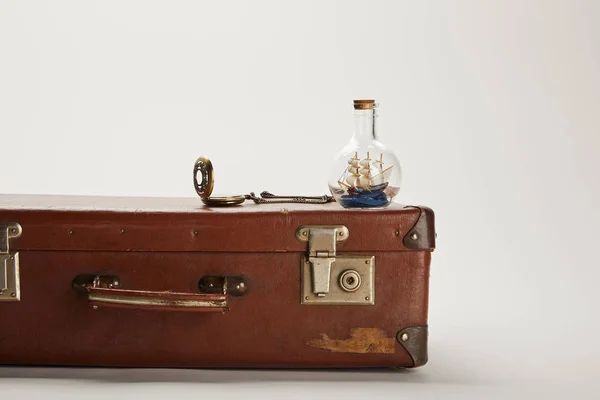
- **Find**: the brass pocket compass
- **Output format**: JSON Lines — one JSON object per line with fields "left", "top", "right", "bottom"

{"left": 193, "top": 156, "right": 334, "bottom": 206}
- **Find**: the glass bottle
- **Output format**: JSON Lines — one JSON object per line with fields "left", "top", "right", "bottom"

{"left": 328, "top": 100, "right": 401, "bottom": 208}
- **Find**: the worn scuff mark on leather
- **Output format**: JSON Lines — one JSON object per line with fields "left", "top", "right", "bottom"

{"left": 307, "top": 328, "right": 395, "bottom": 354}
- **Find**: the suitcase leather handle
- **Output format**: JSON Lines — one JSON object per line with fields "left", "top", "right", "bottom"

{"left": 73, "top": 274, "right": 229, "bottom": 312}
{"left": 86, "top": 287, "right": 228, "bottom": 312}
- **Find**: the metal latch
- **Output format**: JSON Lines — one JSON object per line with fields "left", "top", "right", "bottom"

{"left": 296, "top": 225, "right": 374, "bottom": 306}
{"left": 296, "top": 225, "right": 348, "bottom": 296}
{"left": 1, "top": 222, "right": 22, "bottom": 302}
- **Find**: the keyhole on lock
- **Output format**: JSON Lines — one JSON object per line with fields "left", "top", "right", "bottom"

{"left": 339, "top": 270, "right": 361, "bottom": 292}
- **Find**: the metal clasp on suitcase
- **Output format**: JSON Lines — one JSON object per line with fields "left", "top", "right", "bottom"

{"left": 0, "top": 222, "right": 22, "bottom": 302}
{"left": 296, "top": 225, "right": 374, "bottom": 306}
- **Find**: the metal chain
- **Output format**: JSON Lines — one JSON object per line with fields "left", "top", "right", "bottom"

{"left": 245, "top": 191, "right": 334, "bottom": 204}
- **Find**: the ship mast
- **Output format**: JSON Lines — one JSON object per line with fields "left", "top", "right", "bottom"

{"left": 357, "top": 151, "right": 372, "bottom": 190}
{"left": 370, "top": 153, "right": 394, "bottom": 186}
{"left": 374, "top": 153, "right": 384, "bottom": 172}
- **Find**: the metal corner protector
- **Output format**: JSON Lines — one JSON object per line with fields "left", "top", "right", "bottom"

{"left": 396, "top": 325, "right": 428, "bottom": 368}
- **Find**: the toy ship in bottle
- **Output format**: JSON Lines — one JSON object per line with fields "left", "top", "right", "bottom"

{"left": 328, "top": 100, "right": 401, "bottom": 208}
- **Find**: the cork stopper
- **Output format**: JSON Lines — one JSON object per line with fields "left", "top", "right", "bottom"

{"left": 353, "top": 99, "right": 376, "bottom": 110}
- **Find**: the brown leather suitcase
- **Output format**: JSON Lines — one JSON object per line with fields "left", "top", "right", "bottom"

{"left": 0, "top": 194, "right": 435, "bottom": 368}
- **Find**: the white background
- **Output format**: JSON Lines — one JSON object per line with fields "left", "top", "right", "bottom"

{"left": 1, "top": 0, "right": 599, "bottom": 398}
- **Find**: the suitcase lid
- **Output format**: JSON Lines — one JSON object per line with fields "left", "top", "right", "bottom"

{"left": 0, "top": 194, "right": 435, "bottom": 253}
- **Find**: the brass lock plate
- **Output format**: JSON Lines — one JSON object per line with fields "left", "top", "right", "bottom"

{"left": 301, "top": 255, "right": 374, "bottom": 305}
{"left": 1, "top": 222, "right": 22, "bottom": 302}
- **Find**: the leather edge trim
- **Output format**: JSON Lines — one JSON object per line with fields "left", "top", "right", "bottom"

{"left": 396, "top": 325, "right": 428, "bottom": 368}
{"left": 402, "top": 206, "right": 436, "bottom": 250}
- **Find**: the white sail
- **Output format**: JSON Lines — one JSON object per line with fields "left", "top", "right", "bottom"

{"left": 347, "top": 166, "right": 360, "bottom": 174}
{"left": 348, "top": 152, "right": 360, "bottom": 168}
{"left": 359, "top": 168, "right": 371, "bottom": 176}
{"left": 346, "top": 175, "right": 358, "bottom": 186}
{"left": 357, "top": 175, "right": 371, "bottom": 189}
{"left": 371, "top": 166, "right": 393, "bottom": 186}
{"left": 359, "top": 159, "right": 370, "bottom": 167}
